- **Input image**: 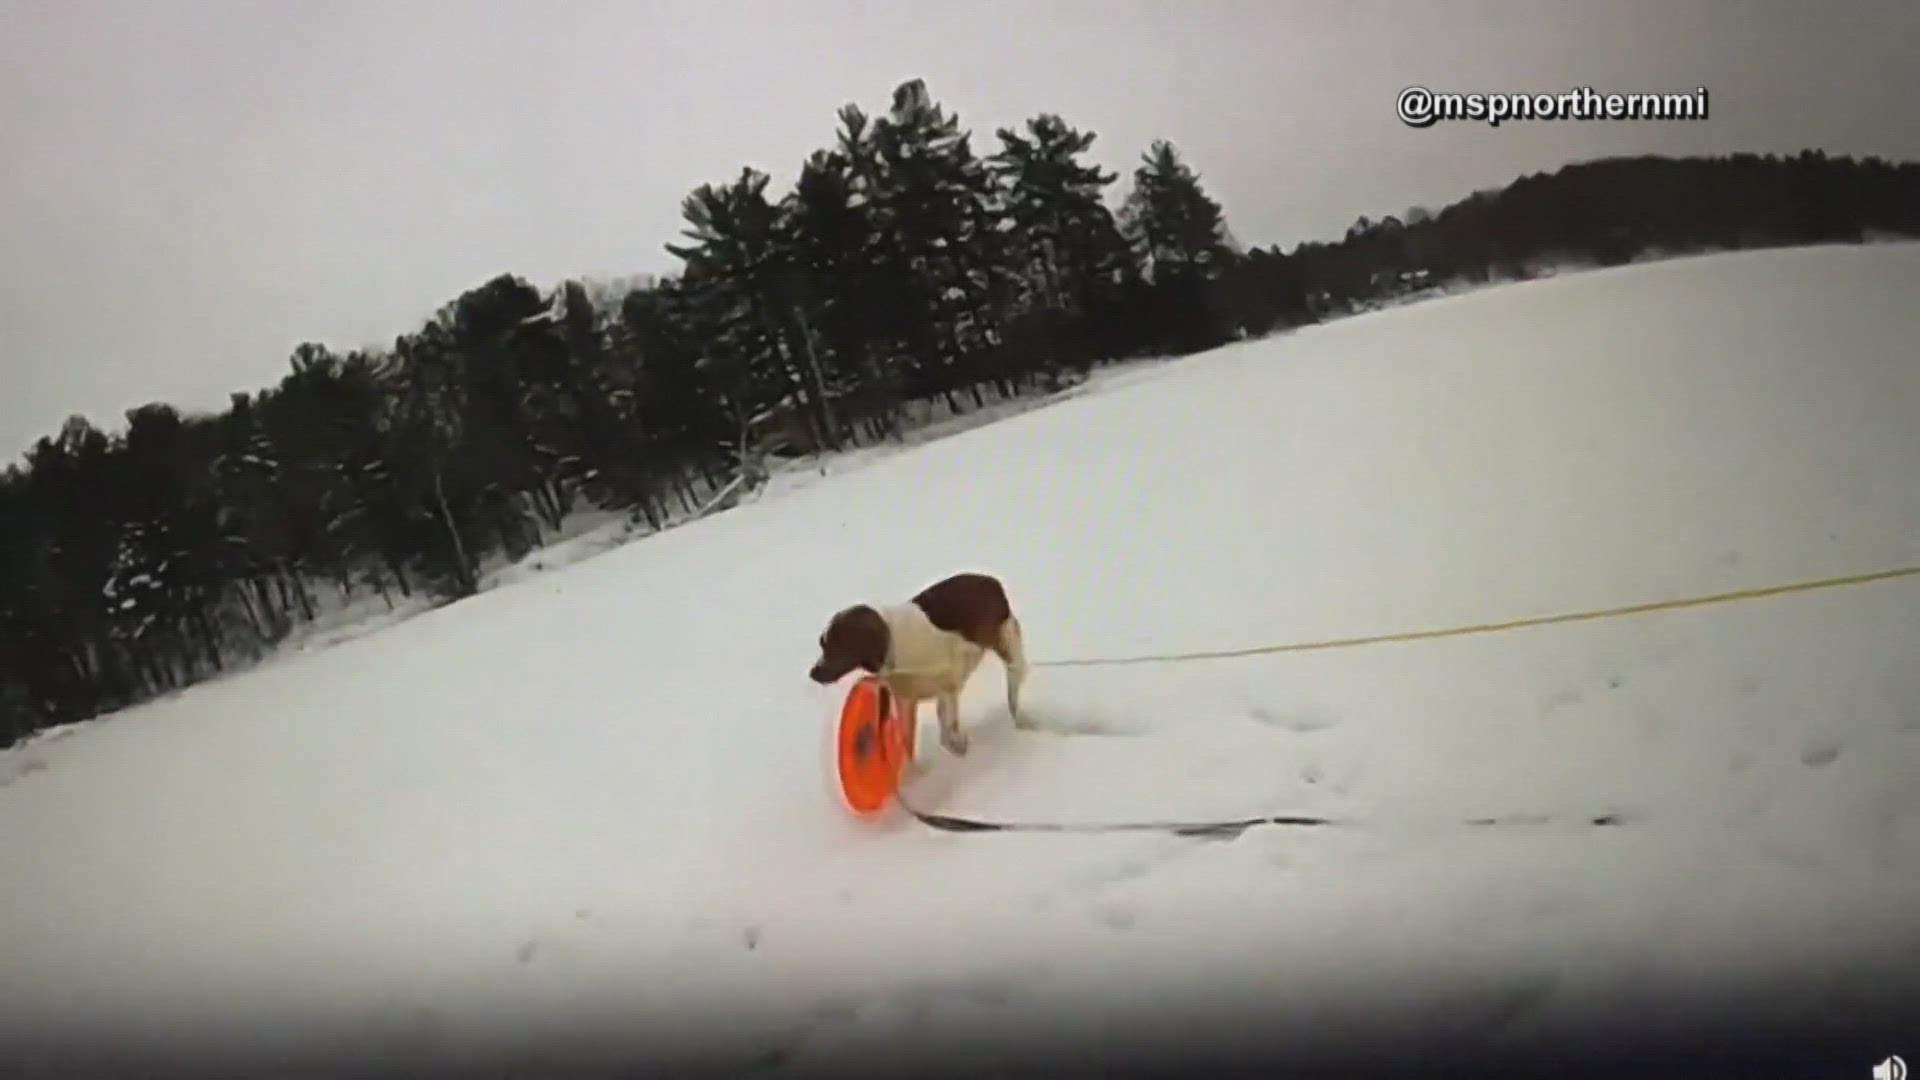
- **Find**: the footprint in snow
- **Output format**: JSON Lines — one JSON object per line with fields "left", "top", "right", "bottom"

{"left": 1477, "top": 973, "right": 1558, "bottom": 1034}
{"left": 962, "top": 975, "right": 1017, "bottom": 1008}
{"left": 0, "top": 758, "right": 49, "bottom": 787}
{"left": 1540, "top": 688, "right": 1583, "bottom": 718}
{"left": 1247, "top": 704, "right": 1339, "bottom": 733}
{"left": 807, "top": 997, "right": 861, "bottom": 1025}
{"left": 1027, "top": 709, "right": 1143, "bottom": 737}
{"left": 1187, "top": 752, "right": 1235, "bottom": 781}
{"left": 1299, "top": 761, "right": 1361, "bottom": 795}
{"left": 1799, "top": 736, "right": 1842, "bottom": 769}
{"left": 366, "top": 1001, "right": 442, "bottom": 1045}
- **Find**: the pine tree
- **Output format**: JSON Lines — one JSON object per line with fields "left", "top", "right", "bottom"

{"left": 435, "top": 275, "right": 559, "bottom": 550}
{"left": 783, "top": 144, "right": 900, "bottom": 439}
{"left": 820, "top": 103, "right": 922, "bottom": 428}
{"left": 989, "top": 113, "right": 1139, "bottom": 375}
{"left": 1119, "top": 140, "right": 1238, "bottom": 351}
{"left": 667, "top": 166, "right": 836, "bottom": 467}
{"left": 520, "top": 279, "right": 665, "bottom": 521}
{"left": 619, "top": 276, "right": 731, "bottom": 508}
{"left": 864, "top": 79, "right": 1010, "bottom": 406}
{"left": 990, "top": 114, "right": 1132, "bottom": 309}
{"left": 1120, "top": 139, "right": 1234, "bottom": 281}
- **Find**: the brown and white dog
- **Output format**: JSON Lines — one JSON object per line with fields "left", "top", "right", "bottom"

{"left": 809, "top": 572, "right": 1032, "bottom": 756}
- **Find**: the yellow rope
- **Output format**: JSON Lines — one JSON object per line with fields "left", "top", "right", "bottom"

{"left": 1032, "top": 563, "right": 1920, "bottom": 670}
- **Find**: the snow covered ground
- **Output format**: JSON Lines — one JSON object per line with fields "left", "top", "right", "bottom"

{"left": 4, "top": 244, "right": 1919, "bottom": 1074}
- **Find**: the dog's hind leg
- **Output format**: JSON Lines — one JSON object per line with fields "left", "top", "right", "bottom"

{"left": 993, "top": 616, "right": 1032, "bottom": 729}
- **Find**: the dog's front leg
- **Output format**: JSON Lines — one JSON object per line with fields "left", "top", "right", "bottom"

{"left": 936, "top": 693, "right": 968, "bottom": 755}
{"left": 896, "top": 695, "right": 931, "bottom": 778}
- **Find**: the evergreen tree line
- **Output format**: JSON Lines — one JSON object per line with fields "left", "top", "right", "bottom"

{"left": 4, "top": 77, "right": 1917, "bottom": 747}
{"left": 1284, "top": 148, "right": 1920, "bottom": 318}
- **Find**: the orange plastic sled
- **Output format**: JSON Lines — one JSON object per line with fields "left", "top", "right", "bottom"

{"left": 836, "top": 675, "right": 916, "bottom": 815}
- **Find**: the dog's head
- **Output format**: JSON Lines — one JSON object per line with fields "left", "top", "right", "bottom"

{"left": 809, "top": 604, "right": 888, "bottom": 684}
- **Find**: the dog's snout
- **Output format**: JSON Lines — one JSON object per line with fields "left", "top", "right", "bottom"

{"left": 811, "top": 652, "right": 857, "bottom": 684}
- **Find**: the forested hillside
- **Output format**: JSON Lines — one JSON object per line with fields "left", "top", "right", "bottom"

{"left": 5, "top": 77, "right": 1917, "bottom": 747}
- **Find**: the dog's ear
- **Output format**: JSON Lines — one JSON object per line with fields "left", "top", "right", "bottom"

{"left": 825, "top": 605, "right": 889, "bottom": 673}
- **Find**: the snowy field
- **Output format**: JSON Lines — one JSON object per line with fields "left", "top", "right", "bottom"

{"left": 4, "top": 244, "right": 1920, "bottom": 1074}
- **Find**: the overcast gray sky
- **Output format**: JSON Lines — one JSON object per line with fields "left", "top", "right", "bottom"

{"left": 3, "top": 0, "right": 1916, "bottom": 462}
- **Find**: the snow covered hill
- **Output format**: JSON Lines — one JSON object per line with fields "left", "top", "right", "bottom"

{"left": 4, "top": 244, "right": 1919, "bottom": 1075}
